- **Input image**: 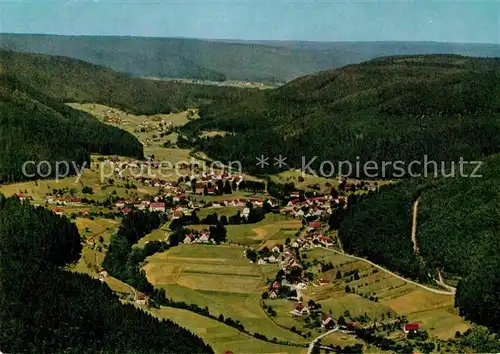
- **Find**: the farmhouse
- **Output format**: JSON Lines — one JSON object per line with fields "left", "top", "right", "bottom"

{"left": 268, "top": 290, "right": 278, "bottom": 299}
{"left": 183, "top": 233, "right": 195, "bottom": 244}
{"left": 241, "top": 207, "right": 251, "bottom": 219}
{"left": 268, "top": 255, "right": 278, "bottom": 263}
{"left": 53, "top": 207, "right": 63, "bottom": 216}
{"left": 197, "top": 230, "right": 211, "bottom": 243}
{"left": 290, "top": 302, "right": 310, "bottom": 316}
{"left": 319, "top": 278, "right": 330, "bottom": 285}
{"left": 308, "top": 221, "right": 321, "bottom": 231}
{"left": 149, "top": 202, "right": 166, "bottom": 212}
{"left": 135, "top": 294, "right": 148, "bottom": 306}
{"left": 98, "top": 269, "right": 108, "bottom": 282}
{"left": 404, "top": 323, "right": 421, "bottom": 333}
{"left": 321, "top": 313, "right": 334, "bottom": 328}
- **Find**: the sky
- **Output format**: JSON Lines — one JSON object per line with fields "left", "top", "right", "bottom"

{"left": 1, "top": 0, "right": 499, "bottom": 43}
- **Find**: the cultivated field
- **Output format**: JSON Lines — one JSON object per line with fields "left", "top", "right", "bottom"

{"left": 225, "top": 213, "right": 303, "bottom": 247}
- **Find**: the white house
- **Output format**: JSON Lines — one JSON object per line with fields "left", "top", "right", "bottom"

{"left": 290, "top": 303, "right": 310, "bottom": 316}
{"left": 268, "top": 290, "right": 278, "bottom": 299}
{"left": 241, "top": 207, "right": 251, "bottom": 219}
{"left": 149, "top": 202, "right": 166, "bottom": 213}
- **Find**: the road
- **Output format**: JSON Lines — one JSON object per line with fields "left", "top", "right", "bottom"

{"left": 411, "top": 198, "right": 420, "bottom": 254}
{"left": 307, "top": 327, "right": 339, "bottom": 354}
{"left": 318, "top": 247, "right": 454, "bottom": 295}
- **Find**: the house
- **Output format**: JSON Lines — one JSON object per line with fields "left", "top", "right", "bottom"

{"left": 294, "top": 209, "right": 305, "bottom": 218}
{"left": 271, "top": 245, "right": 281, "bottom": 254}
{"left": 319, "top": 278, "right": 330, "bottom": 285}
{"left": 404, "top": 323, "right": 421, "bottom": 333}
{"left": 308, "top": 221, "right": 321, "bottom": 230}
{"left": 258, "top": 259, "right": 266, "bottom": 265}
{"left": 290, "top": 191, "right": 300, "bottom": 198}
{"left": 290, "top": 302, "right": 310, "bottom": 316}
{"left": 122, "top": 207, "right": 132, "bottom": 215}
{"left": 172, "top": 210, "right": 183, "bottom": 219}
{"left": 272, "top": 281, "right": 281, "bottom": 290}
{"left": 321, "top": 313, "right": 334, "bottom": 328}
{"left": 268, "top": 255, "right": 278, "bottom": 263}
{"left": 149, "top": 202, "right": 165, "bottom": 212}
{"left": 115, "top": 201, "right": 126, "bottom": 208}
{"left": 198, "top": 233, "right": 210, "bottom": 243}
{"left": 241, "top": 207, "right": 251, "bottom": 219}
{"left": 183, "top": 233, "right": 195, "bottom": 244}
{"left": 53, "top": 207, "right": 63, "bottom": 216}
{"left": 67, "top": 197, "right": 82, "bottom": 206}
{"left": 135, "top": 294, "right": 148, "bottom": 306}
{"left": 346, "top": 322, "right": 357, "bottom": 330}
{"left": 268, "top": 290, "right": 278, "bottom": 299}
{"left": 98, "top": 269, "right": 108, "bottom": 282}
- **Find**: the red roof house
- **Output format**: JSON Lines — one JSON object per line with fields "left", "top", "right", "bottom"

{"left": 290, "top": 302, "right": 310, "bottom": 316}
{"left": 321, "top": 313, "right": 334, "bottom": 328}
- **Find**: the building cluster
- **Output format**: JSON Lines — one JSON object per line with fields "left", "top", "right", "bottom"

{"left": 45, "top": 196, "right": 83, "bottom": 206}
{"left": 291, "top": 228, "right": 335, "bottom": 250}
{"left": 282, "top": 196, "right": 345, "bottom": 219}
{"left": 182, "top": 229, "right": 213, "bottom": 244}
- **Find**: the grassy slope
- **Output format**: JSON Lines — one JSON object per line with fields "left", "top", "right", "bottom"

{"left": 144, "top": 244, "right": 307, "bottom": 344}
{"left": 337, "top": 154, "right": 500, "bottom": 332}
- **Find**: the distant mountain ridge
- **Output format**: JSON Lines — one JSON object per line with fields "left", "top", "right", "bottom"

{"left": 2, "top": 33, "right": 499, "bottom": 83}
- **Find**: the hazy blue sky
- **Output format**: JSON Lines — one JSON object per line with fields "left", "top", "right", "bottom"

{"left": 2, "top": 1, "right": 499, "bottom": 43}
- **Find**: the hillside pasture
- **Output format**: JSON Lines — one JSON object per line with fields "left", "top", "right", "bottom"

{"left": 151, "top": 306, "right": 306, "bottom": 354}
{"left": 226, "top": 213, "right": 302, "bottom": 247}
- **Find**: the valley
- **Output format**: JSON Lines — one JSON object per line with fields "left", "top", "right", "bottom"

{"left": 1, "top": 29, "right": 500, "bottom": 353}
{"left": 2, "top": 98, "right": 483, "bottom": 353}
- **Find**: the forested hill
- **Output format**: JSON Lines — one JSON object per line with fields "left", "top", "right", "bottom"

{"left": 0, "top": 195, "right": 213, "bottom": 353}
{"left": 182, "top": 55, "right": 500, "bottom": 176}
{"left": 2, "top": 33, "right": 499, "bottom": 83}
{"left": 338, "top": 154, "right": 500, "bottom": 333}
{"left": 0, "top": 50, "right": 256, "bottom": 115}
{"left": 0, "top": 49, "right": 255, "bottom": 182}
